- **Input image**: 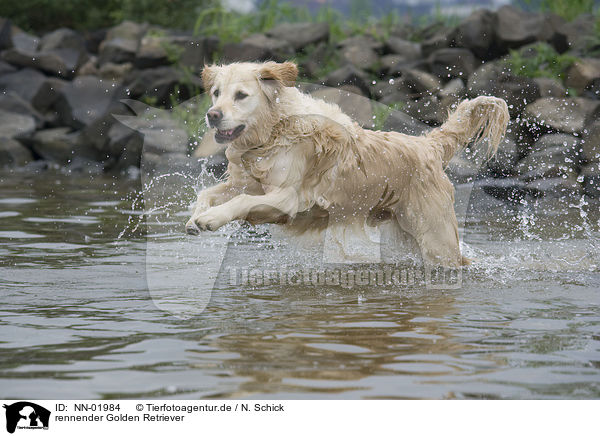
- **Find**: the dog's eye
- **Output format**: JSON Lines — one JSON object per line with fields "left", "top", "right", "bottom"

{"left": 235, "top": 91, "right": 248, "bottom": 100}
{"left": 213, "top": 89, "right": 220, "bottom": 98}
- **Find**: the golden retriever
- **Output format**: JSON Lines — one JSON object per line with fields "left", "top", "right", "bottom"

{"left": 185, "top": 61, "right": 509, "bottom": 267}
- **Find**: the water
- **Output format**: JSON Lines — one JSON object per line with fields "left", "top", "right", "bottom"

{"left": 1, "top": 167, "right": 599, "bottom": 399}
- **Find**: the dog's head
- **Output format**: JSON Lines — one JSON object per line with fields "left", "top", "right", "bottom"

{"left": 201, "top": 61, "right": 298, "bottom": 145}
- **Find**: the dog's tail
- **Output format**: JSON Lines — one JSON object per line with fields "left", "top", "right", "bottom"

{"left": 427, "top": 96, "right": 510, "bottom": 167}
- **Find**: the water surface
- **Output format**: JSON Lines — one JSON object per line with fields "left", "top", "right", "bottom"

{"left": 1, "top": 167, "right": 599, "bottom": 399}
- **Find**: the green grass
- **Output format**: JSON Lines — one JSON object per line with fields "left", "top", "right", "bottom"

{"left": 370, "top": 102, "right": 406, "bottom": 131}
{"left": 522, "top": 0, "right": 595, "bottom": 21}
{"left": 505, "top": 42, "right": 578, "bottom": 82}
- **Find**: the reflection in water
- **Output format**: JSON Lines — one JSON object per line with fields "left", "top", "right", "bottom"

{"left": 0, "top": 168, "right": 599, "bottom": 399}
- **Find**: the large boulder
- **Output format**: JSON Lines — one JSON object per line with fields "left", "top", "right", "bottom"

{"left": 266, "top": 22, "right": 329, "bottom": 51}
{"left": 221, "top": 42, "right": 275, "bottom": 63}
{"left": 323, "top": 65, "right": 371, "bottom": 97}
{"left": 0, "top": 59, "right": 16, "bottom": 75}
{"left": 580, "top": 161, "right": 600, "bottom": 197}
{"left": 523, "top": 97, "right": 600, "bottom": 134}
{"left": 400, "top": 69, "right": 441, "bottom": 96}
{"left": 468, "top": 61, "right": 540, "bottom": 116}
{"left": 134, "top": 35, "right": 170, "bottom": 69}
{"left": 0, "top": 68, "right": 47, "bottom": 109}
{"left": 170, "top": 36, "right": 218, "bottom": 73}
{"left": 494, "top": 6, "right": 556, "bottom": 52}
{"left": 98, "top": 21, "right": 147, "bottom": 65}
{"left": 428, "top": 48, "right": 476, "bottom": 80}
{"left": 31, "top": 127, "right": 79, "bottom": 164}
{"left": 0, "top": 93, "right": 44, "bottom": 128}
{"left": 382, "top": 110, "right": 430, "bottom": 136}
{"left": 126, "top": 66, "right": 202, "bottom": 107}
{"left": 565, "top": 59, "right": 600, "bottom": 94}
{"left": 2, "top": 46, "right": 86, "bottom": 79}
{"left": 0, "top": 19, "right": 39, "bottom": 52}
{"left": 534, "top": 77, "right": 567, "bottom": 98}
{"left": 385, "top": 37, "right": 421, "bottom": 60}
{"left": 516, "top": 143, "right": 579, "bottom": 182}
{"left": 453, "top": 9, "right": 497, "bottom": 60}
{"left": 486, "top": 136, "right": 520, "bottom": 177}
{"left": 0, "top": 138, "right": 32, "bottom": 167}
{"left": 311, "top": 87, "right": 373, "bottom": 126}
{"left": 582, "top": 120, "right": 600, "bottom": 162}
{"left": 241, "top": 33, "right": 294, "bottom": 62}
{"left": 338, "top": 35, "right": 381, "bottom": 71}
{"left": 0, "top": 109, "right": 36, "bottom": 140}
{"left": 54, "top": 75, "right": 124, "bottom": 129}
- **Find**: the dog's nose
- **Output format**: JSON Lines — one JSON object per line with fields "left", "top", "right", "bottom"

{"left": 206, "top": 109, "right": 223, "bottom": 127}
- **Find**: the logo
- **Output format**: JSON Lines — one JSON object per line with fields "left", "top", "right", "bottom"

{"left": 3, "top": 402, "right": 50, "bottom": 434}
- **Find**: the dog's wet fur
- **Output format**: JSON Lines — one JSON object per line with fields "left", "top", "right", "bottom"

{"left": 186, "top": 61, "right": 509, "bottom": 266}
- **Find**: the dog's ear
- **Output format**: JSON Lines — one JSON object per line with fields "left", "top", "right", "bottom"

{"left": 258, "top": 62, "right": 298, "bottom": 87}
{"left": 201, "top": 65, "right": 218, "bottom": 91}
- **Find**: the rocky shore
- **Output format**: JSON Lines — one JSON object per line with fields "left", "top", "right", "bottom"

{"left": 1, "top": 5, "right": 599, "bottom": 203}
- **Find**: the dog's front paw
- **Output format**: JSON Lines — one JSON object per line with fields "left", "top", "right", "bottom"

{"left": 189, "top": 207, "right": 232, "bottom": 232}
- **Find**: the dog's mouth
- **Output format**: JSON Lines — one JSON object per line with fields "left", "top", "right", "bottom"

{"left": 215, "top": 125, "right": 245, "bottom": 143}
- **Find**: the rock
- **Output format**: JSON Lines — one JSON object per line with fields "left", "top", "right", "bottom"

{"left": 468, "top": 61, "right": 540, "bottom": 116}
{"left": 584, "top": 78, "right": 600, "bottom": 100}
{"left": 478, "top": 177, "right": 530, "bottom": 204}
{"left": 1, "top": 46, "right": 85, "bottom": 79}
{"left": 403, "top": 95, "right": 447, "bottom": 125}
{"left": 266, "top": 22, "right": 329, "bottom": 51}
{"left": 0, "top": 68, "right": 47, "bottom": 108}
{"left": 242, "top": 33, "right": 294, "bottom": 61}
{"left": 487, "top": 137, "right": 520, "bottom": 177}
{"left": 311, "top": 87, "right": 373, "bottom": 126}
{"left": 221, "top": 42, "right": 275, "bottom": 63}
{"left": 0, "top": 59, "right": 16, "bottom": 75}
{"left": 534, "top": 77, "right": 566, "bottom": 98}
{"left": 55, "top": 75, "right": 124, "bottom": 129}
{"left": 494, "top": 5, "right": 554, "bottom": 51}
{"left": 31, "top": 127, "right": 79, "bottom": 164}
{"left": 0, "top": 93, "right": 44, "bottom": 128}
{"left": 77, "top": 56, "right": 98, "bottom": 76}
{"left": 126, "top": 66, "right": 202, "bottom": 106}
{"left": 453, "top": 9, "right": 497, "bottom": 60}
{"left": 298, "top": 42, "right": 332, "bottom": 78}
{"left": 580, "top": 161, "right": 600, "bottom": 197}
{"left": 134, "top": 35, "right": 170, "bottom": 69}
{"left": 323, "top": 65, "right": 371, "bottom": 97}
{"left": 526, "top": 176, "right": 582, "bottom": 198}
{"left": 428, "top": 48, "right": 476, "bottom": 80}
{"left": 340, "top": 44, "right": 379, "bottom": 71}
{"left": 385, "top": 37, "right": 421, "bottom": 59}
{"left": 446, "top": 153, "right": 481, "bottom": 184}
{"left": 439, "top": 78, "right": 466, "bottom": 99}
{"left": 382, "top": 110, "right": 430, "bottom": 136}
{"left": 32, "top": 76, "right": 68, "bottom": 113}
{"left": 170, "top": 36, "right": 218, "bottom": 73}
{"left": 523, "top": 97, "right": 600, "bottom": 134}
{"left": 0, "top": 138, "right": 32, "bottom": 167}
{"left": 0, "top": 19, "right": 39, "bottom": 52}
{"left": 554, "top": 14, "right": 596, "bottom": 53}
{"left": 103, "top": 123, "right": 144, "bottom": 171}
{"left": 40, "top": 28, "right": 86, "bottom": 52}
{"left": 565, "top": 59, "right": 600, "bottom": 94}
{"left": 378, "top": 55, "right": 409, "bottom": 76}
{"left": 400, "top": 69, "right": 441, "bottom": 96}
{"left": 75, "top": 104, "right": 131, "bottom": 160}
{"left": 421, "top": 26, "right": 454, "bottom": 58}
{"left": 99, "top": 62, "right": 133, "bottom": 82}
{"left": 529, "top": 133, "right": 581, "bottom": 154}
{"left": 582, "top": 120, "right": 600, "bottom": 162}
{"left": 0, "top": 109, "right": 36, "bottom": 139}
{"left": 98, "top": 21, "right": 147, "bottom": 65}
{"left": 516, "top": 145, "right": 578, "bottom": 181}
{"left": 339, "top": 35, "right": 384, "bottom": 52}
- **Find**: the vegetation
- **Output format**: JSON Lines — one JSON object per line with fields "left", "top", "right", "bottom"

{"left": 505, "top": 42, "right": 578, "bottom": 82}
{"left": 521, "top": 0, "right": 596, "bottom": 21}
